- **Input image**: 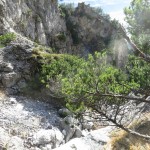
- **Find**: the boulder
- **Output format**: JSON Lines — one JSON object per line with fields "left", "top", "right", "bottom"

{"left": 17, "top": 79, "right": 27, "bottom": 89}
{"left": 60, "top": 115, "right": 81, "bottom": 142}
{"left": 82, "top": 121, "right": 94, "bottom": 130}
{"left": 32, "top": 129, "right": 55, "bottom": 145}
{"left": 58, "top": 108, "right": 72, "bottom": 118}
{"left": 74, "top": 127, "right": 82, "bottom": 138}
{"left": 82, "top": 114, "right": 94, "bottom": 130}
{"left": 2, "top": 72, "right": 21, "bottom": 87}
{"left": 54, "top": 126, "right": 112, "bottom": 150}
{"left": 65, "top": 127, "right": 76, "bottom": 143}
{"left": 32, "top": 128, "right": 64, "bottom": 148}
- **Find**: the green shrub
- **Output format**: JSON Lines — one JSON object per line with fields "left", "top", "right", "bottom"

{"left": 60, "top": 52, "right": 141, "bottom": 112}
{"left": 40, "top": 54, "right": 84, "bottom": 85}
{"left": 0, "top": 33, "right": 16, "bottom": 46}
{"left": 33, "top": 45, "right": 53, "bottom": 53}
{"left": 126, "top": 55, "right": 150, "bottom": 89}
{"left": 38, "top": 53, "right": 84, "bottom": 99}
{"left": 55, "top": 32, "right": 66, "bottom": 41}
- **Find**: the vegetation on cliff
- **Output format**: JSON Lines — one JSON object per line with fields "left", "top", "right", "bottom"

{"left": 37, "top": 0, "right": 150, "bottom": 141}
{"left": 0, "top": 0, "right": 149, "bottom": 146}
{"left": 0, "top": 33, "right": 16, "bottom": 47}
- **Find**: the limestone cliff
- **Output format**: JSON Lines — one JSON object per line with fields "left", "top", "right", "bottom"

{"left": 63, "top": 3, "right": 115, "bottom": 55}
{"left": 0, "top": 1, "right": 121, "bottom": 56}
{"left": 0, "top": 0, "right": 66, "bottom": 46}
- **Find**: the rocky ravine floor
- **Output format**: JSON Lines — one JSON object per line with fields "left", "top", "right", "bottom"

{"left": 0, "top": 91, "right": 112, "bottom": 150}
{"left": 0, "top": 91, "right": 63, "bottom": 150}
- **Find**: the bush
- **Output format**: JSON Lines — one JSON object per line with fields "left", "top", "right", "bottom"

{"left": 32, "top": 45, "right": 53, "bottom": 54}
{"left": 59, "top": 3, "right": 75, "bottom": 17}
{"left": 126, "top": 55, "right": 150, "bottom": 90}
{"left": 40, "top": 54, "right": 84, "bottom": 85}
{"left": 0, "top": 33, "right": 16, "bottom": 46}
{"left": 60, "top": 52, "right": 140, "bottom": 110}
{"left": 37, "top": 53, "right": 84, "bottom": 98}
{"left": 55, "top": 32, "right": 66, "bottom": 41}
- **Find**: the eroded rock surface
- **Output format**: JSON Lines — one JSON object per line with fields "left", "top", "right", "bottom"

{"left": 0, "top": 0, "right": 66, "bottom": 46}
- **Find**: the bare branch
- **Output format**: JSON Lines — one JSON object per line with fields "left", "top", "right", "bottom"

{"left": 93, "top": 106, "right": 150, "bottom": 140}
{"left": 99, "top": 93, "right": 150, "bottom": 104}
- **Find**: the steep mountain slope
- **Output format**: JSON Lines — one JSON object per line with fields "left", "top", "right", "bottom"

{"left": 0, "top": 0, "right": 123, "bottom": 56}
{"left": 0, "top": 0, "right": 66, "bottom": 45}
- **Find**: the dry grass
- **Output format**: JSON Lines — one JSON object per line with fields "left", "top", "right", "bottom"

{"left": 105, "top": 113, "right": 150, "bottom": 150}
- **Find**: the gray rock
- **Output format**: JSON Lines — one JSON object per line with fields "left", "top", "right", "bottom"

{"left": 54, "top": 129, "right": 65, "bottom": 147}
{"left": 0, "top": 0, "right": 66, "bottom": 46}
{"left": 9, "top": 97, "right": 17, "bottom": 104}
{"left": 54, "top": 126, "right": 112, "bottom": 150}
{"left": 58, "top": 108, "right": 72, "bottom": 118}
{"left": 64, "top": 125, "right": 82, "bottom": 142}
{"left": 40, "top": 144, "right": 52, "bottom": 150}
{"left": 41, "top": 147, "right": 48, "bottom": 150}
{"left": 32, "top": 148, "right": 41, "bottom": 150}
{"left": 60, "top": 116, "right": 75, "bottom": 142}
{"left": 46, "top": 144, "right": 52, "bottom": 150}
{"left": 6, "top": 87, "right": 19, "bottom": 95}
{"left": 60, "top": 115, "right": 83, "bottom": 142}
{"left": 33, "top": 129, "right": 55, "bottom": 145}
{"left": 17, "top": 80, "right": 27, "bottom": 89}
{"left": 3, "top": 63, "right": 14, "bottom": 72}
{"left": 82, "top": 115, "right": 94, "bottom": 130}
{"left": 7, "top": 136, "right": 24, "bottom": 150}
{"left": 0, "top": 62, "right": 14, "bottom": 72}
{"left": 2, "top": 72, "right": 21, "bottom": 87}
{"left": 82, "top": 121, "right": 94, "bottom": 130}
{"left": 65, "top": 127, "right": 76, "bottom": 143}
{"left": 63, "top": 116, "right": 78, "bottom": 126}
{"left": 74, "top": 127, "right": 82, "bottom": 138}
{"left": 32, "top": 128, "right": 64, "bottom": 148}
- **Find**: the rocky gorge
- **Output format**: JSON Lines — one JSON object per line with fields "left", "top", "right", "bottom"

{"left": 0, "top": 0, "right": 150, "bottom": 150}
{"left": 0, "top": 0, "right": 123, "bottom": 55}
{"left": 0, "top": 0, "right": 117, "bottom": 149}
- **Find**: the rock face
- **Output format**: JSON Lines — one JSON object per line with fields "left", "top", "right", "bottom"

{"left": 0, "top": 1, "right": 123, "bottom": 56}
{"left": 0, "top": 0, "right": 66, "bottom": 46}
{"left": 0, "top": 42, "right": 36, "bottom": 93}
{"left": 58, "top": 2, "right": 121, "bottom": 56}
